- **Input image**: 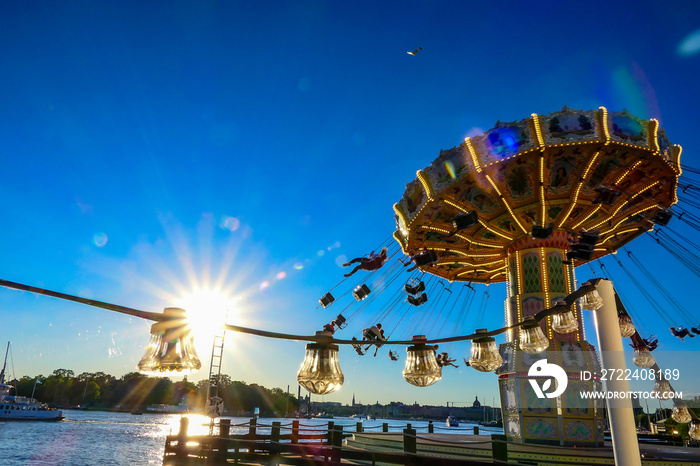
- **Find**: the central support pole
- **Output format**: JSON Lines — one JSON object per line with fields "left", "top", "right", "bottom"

{"left": 593, "top": 279, "right": 641, "bottom": 466}
{"left": 498, "top": 231, "right": 603, "bottom": 446}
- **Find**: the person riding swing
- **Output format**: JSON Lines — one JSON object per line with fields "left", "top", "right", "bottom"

{"left": 343, "top": 248, "right": 388, "bottom": 277}
{"left": 670, "top": 326, "right": 695, "bottom": 341}
{"left": 362, "top": 323, "right": 387, "bottom": 356}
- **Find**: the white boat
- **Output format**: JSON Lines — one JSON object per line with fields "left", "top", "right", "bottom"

{"left": 446, "top": 415, "right": 459, "bottom": 427}
{"left": 0, "top": 342, "right": 64, "bottom": 421}
{"left": 145, "top": 403, "right": 189, "bottom": 414}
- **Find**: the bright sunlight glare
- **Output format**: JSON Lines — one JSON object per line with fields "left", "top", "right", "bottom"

{"left": 178, "top": 289, "right": 237, "bottom": 351}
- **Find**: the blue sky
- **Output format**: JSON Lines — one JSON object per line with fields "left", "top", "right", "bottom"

{"left": 1, "top": 1, "right": 699, "bottom": 406}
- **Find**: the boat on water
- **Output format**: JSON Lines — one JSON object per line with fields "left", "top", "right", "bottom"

{"left": 446, "top": 415, "right": 459, "bottom": 427}
{"left": 0, "top": 342, "right": 63, "bottom": 421}
{"left": 145, "top": 403, "right": 189, "bottom": 414}
{"left": 479, "top": 419, "right": 503, "bottom": 428}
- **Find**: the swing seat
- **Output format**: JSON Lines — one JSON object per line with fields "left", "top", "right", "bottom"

{"left": 363, "top": 328, "right": 385, "bottom": 342}
{"left": 413, "top": 250, "right": 439, "bottom": 267}
{"left": 652, "top": 210, "right": 673, "bottom": 226}
{"left": 319, "top": 292, "right": 335, "bottom": 308}
{"left": 353, "top": 284, "right": 371, "bottom": 301}
{"left": 408, "top": 293, "right": 428, "bottom": 306}
{"left": 405, "top": 280, "right": 426, "bottom": 295}
{"left": 452, "top": 211, "right": 478, "bottom": 230}
{"left": 333, "top": 314, "right": 347, "bottom": 329}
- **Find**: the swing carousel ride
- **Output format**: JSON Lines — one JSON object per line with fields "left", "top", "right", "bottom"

{"left": 1, "top": 106, "right": 700, "bottom": 446}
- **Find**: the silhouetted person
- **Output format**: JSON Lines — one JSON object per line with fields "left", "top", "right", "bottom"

{"left": 670, "top": 326, "right": 695, "bottom": 341}
{"left": 362, "top": 324, "right": 386, "bottom": 356}
{"left": 437, "top": 352, "right": 458, "bottom": 368}
{"left": 343, "top": 248, "right": 388, "bottom": 277}
{"left": 351, "top": 337, "right": 365, "bottom": 356}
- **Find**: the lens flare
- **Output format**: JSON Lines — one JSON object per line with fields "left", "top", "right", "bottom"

{"left": 678, "top": 29, "right": 700, "bottom": 56}
{"left": 93, "top": 232, "right": 108, "bottom": 247}
{"left": 294, "top": 262, "right": 303, "bottom": 270}
{"left": 220, "top": 216, "right": 240, "bottom": 232}
{"left": 276, "top": 271, "right": 286, "bottom": 280}
{"left": 444, "top": 160, "right": 456, "bottom": 179}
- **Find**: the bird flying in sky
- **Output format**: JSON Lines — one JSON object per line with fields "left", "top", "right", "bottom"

{"left": 407, "top": 47, "right": 422, "bottom": 56}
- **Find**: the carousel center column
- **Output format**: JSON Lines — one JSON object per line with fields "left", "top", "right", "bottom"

{"left": 496, "top": 230, "right": 604, "bottom": 447}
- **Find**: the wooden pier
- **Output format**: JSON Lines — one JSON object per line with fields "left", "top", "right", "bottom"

{"left": 163, "top": 418, "right": 700, "bottom": 465}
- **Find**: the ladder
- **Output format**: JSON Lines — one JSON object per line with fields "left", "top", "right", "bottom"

{"left": 208, "top": 328, "right": 226, "bottom": 399}
{"left": 207, "top": 312, "right": 228, "bottom": 435}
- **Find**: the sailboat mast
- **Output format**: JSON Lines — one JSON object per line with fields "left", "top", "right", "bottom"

{"left": 0, "top": 342, "right": 9, "bottom": 384}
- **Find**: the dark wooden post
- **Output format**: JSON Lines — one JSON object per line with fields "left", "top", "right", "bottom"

{"left": 428, "top": 420, "right": 433, "bottom": 433}
{"left": 248, "top": 418, "right": 257, "bottom": 454}
{"left": 331, "top": 425, "right": 343, "bottom": 463}
{"left": 326, "top": 421, "right": 335, "bottom": 444}
{"left": 491, "top": 434, "right": 508, "bottom": 462}
{"left": 271, "top": 421, "right": 281, "bottom": 442}
{"left": 403, "top": 428, "right": 417, "bottom": 454}
{"left": 177, "top": 417, "right": 189, "bottom": 458}
{"left": 382, "top": 422, "right": 388, "bottom": 432}
{"left": 356, "top": 422, "right": 363, "bottom": 433}
{"left": 406, "top": 423, "right": 412, "bottom": 431}
{"left": 270, "top": 421, "right": 281, "bottom": 459}
{"left": 291, "top": 420, "right": 299, "bottom": 444}
{"left": 332, "top": 425, "right": 343, "bottom": 447}
{"left": 473, "top": 425, "right": 479, "bottom": 435}
{"left": 219, "top": 418, "right": 231, "bottom": 437}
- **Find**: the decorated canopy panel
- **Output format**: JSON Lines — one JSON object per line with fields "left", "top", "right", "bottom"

{"left": 393, "top": 107, "right": 681, "bottom": 283}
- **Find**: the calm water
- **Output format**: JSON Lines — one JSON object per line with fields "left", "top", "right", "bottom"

{"left": 0, "top": 411, "right": 501, "bottom": 465}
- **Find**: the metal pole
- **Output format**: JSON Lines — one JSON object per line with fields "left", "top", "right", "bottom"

{"left": 593, "top": 279, "right": 641, "bottom": 466}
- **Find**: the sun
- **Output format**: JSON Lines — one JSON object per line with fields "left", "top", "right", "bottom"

{"left": 177, "top": 288, "right": 238, "bottom": 354}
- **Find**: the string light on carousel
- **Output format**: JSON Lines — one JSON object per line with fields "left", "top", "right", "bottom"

{"left": 137, "top": 307, "right": 202, "bottom": 375}
{"left": 297, "top": 331, "right": 344, "bottom": 395}
{"left": 402, "top": 335, "right": 441, "bottom": 387}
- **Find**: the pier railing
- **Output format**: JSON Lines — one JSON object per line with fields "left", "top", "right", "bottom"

{"left": 163, "top": 418, "right": 507, "bottom": 465}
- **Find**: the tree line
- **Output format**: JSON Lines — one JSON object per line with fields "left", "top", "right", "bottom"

{"left": 11, "top": 369, "right": 299, "bottom": 416}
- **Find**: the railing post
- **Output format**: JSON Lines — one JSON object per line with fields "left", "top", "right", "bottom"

{"left": 327, "top": 421, "right": 335, "bottom": 444}
{"left": 428, "top": 420, "right": 433, "bottom": 433}
{"left": 403, "top": 428, "right": 416, "bottom": 454}
{"left": 356, "top": 421, "right": 363, "bottom": 433}
{"left": 271, "top": 421, "right": 281, "bottom": 459}
{"left": 382, "top": 422, "right": 388, "bottom": 433}
{"left": 406, "top": 423, "right": 412, "bottom": 431}
{"left": 473, "top": 426, "right": 479, "bottom": 435}
{"left": 331, "top": 426, "right": 343, "bottom": 463}
{"left": 491, "top": 434, "right": 508, "bottom": 462}
{"left": 291, "top": 420, "right": 299, "bottom": 444}
{"left": 333, "top": 425, "right": 343, "bottom": 447}
{"left": 248, "top": 417, "right": 257, "bottom": 454}
{"left": 177, "top": 417, "right": 189, "bottom": 458}
{"left": 220, "top": 418, "right": 231, "bottom": 437}
{"left": 271, "top": 421, "right": 281, "bottom": 442}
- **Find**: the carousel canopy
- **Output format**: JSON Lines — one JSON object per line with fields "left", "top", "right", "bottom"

{"left": 394, "top": 106, "right": 681, "bottom": 283}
